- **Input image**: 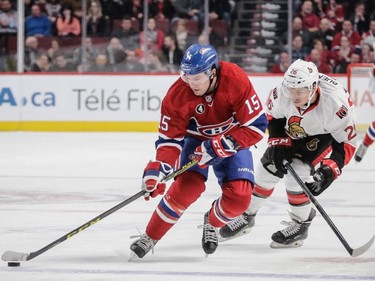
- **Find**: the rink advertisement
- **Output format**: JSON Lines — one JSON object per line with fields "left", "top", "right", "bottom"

{"left": 0, "top": 74, "right": 372, "bottom": 131}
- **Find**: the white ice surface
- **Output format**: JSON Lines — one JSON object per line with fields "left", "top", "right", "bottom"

{"left": 0, "top": 132, "right": 374, "bottom": 281}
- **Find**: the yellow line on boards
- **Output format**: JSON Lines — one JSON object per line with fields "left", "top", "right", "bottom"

{"left": 0, "top": 122, "right": 159, "bottom": 132}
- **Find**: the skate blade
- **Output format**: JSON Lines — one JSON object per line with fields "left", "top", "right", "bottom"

{"left": 128, "top": 251, "right": 140, "bottom": 262}
{"left": 219, "top": 228, "right": 252, "bottom": 242}
{"left": 270, "top": 240, "right": 304, "bottom": 249}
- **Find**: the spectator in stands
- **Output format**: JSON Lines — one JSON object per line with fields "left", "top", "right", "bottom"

{"left": 72, "top": 37, "right": 99, "bottom": 70}
{"left": 280, "top": 16, "right": 312, "bottom": 52}
{"left": 361, "top": 43, "right": 374, "bottom": 63}
{"left": 362, "top": 19, "right": 375, "bottom": 48}
{"left": 50, "top": 52, "right": 76, "bottom": 72}
{"left": 86, "top": 0, "right": 109, "bottom": 37}
{"left": 337, "top": 52, "right": 361, "bottom": 74}
{"left": 271, "top": 51, "right": 291, "bottom": 73}
{"left": 306, "top": 48, "right": 332, "bottom": 74}
{"left": 172, "top": 18, "right": 195, "bottom": 52}
{"left": 331, "top": 20, "right": 362, "bottom": 51}
{"left": 162, "top": 34, "right": 183, "bottom": 72}
{"left": 297, "top": 0, "right": 320, "bottom": 33}
{"left": 172, "top": 0, "right": 201, "bottom": 21}
{"left": 101, "top": 0, "right": 126, "bottom": 21}
{"left": 106, "top": 37, "right": 126, "bottom": 71}
{"left": 56, "top": 4, "right": 80, "bottom": 37}
{"left": 199, "top": 0, "right": 232, "bottom": 29}
{"left": 307, "top": 38, "right": 332, "bottom": 65}
{"left": 0, "top": 0, "right": 18, "bottom": 33}
{"left": 313, "top": 17, "right": 335, "bottom": 50}
{"left": 25, "top": 4, "right": 52, "bottom": 36}
{"left": 24, "top": 36, "right": 41, "bottom": 71}
{"left": 47, "top": 38, "right": 61, "bottom": 61}
{"left": 117, "top": 49, "right": 144, "bottom": 72}
{"left": 61, "top": 0, "right": 82, "bottom": 18}
{"left": 149, "top": 0, "right": 175, "bottom": 21}
{"left": 45, "top": 0, "right": 61, "bottom": 21}
{"left": 324, "top": 0, "right": 345, "bottom": 31}
{"left": 140, "top": 17, "right": 165, "bottom": 51}
{"left": 88, "top": 53, "right": 114, "bottom": 72}
{"left": 44, "top": 0, "right": 61, "bottom": 35}
{"left": 125, "top": 0, "right": 144, "bottom": 29}
{"left": 111, "top": 16, "right": 140, "bottom": 51}
{"left": 29, "top": 53, "right": 51, "bottom": 72}
{"left": 348, "top": 2, "right": 368, "bottom": 35}
{"left": 145, "top": 49, "right": 170, "bottom": 73}
{"left": 292, "top": 35, "right": 309, "bottom": 61}
{"left": 332, "top": 35, "right": 355, "bottom": 73}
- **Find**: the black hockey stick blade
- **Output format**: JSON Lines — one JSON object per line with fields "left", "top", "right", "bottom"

{"left": 283, "top": 160, "right": 374, "bottom": 257}
{"left": 2, "top": 159, "right": 198, "bottom": 262}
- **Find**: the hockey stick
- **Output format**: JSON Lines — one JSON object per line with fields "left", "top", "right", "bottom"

{"left": 283, "top": 160, "right": 374, "bottom": 257}
{"left": 2, "top": 159, "right": 198, "bottom": 262}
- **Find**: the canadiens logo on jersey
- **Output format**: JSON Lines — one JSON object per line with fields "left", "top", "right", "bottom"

{"left": 196, "top": 117, "right": 236, "bottom": 137}
{"left": 287, "top": 116, "right": 307, "bottom": 139}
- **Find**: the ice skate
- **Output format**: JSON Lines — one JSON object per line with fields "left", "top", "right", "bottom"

{"left": 354, "top": 143, "right": 368, "bottom": 162}
{"left": 200, "top": 211, "right": 219, "bottom": 255}
{"left": 129, "top": 233, "right": 158, "bottom": 259}
{"left": 219, "top": 212, "right": 256, "bottom": 242}
{"left": 270, "top": 208, "right": 316, "bottom": 249}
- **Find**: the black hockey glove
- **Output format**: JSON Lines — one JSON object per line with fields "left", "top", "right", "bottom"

{"left": 305, "top": 159, "right": 341, "bottom": 196}
{"left": 267, "top": 137, "right": 293, "bottom": 174}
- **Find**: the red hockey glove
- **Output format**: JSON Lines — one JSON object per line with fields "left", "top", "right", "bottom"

{"left": 194, "top": 135, "right": 237, "bottom": 168}
{"left": 267, "top": 137, "right": 292, "bottom": 174}
{"left": 305, "top": 159, "right": 341, "bottom": 196}
{"left": 142, "top": 161, "right": 173, "bottom": 201}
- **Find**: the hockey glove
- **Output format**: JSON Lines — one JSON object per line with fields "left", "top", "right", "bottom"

{"left": 267, "top": 137, "right": 292, "bottom": 174}
{"left": 142, "top": 161, "right": 173, "bottom": 201}
{"left": 194, "top": 135, "right": 237, "bottom": 168}
{"left": 305, "top": 159, "right": 341, "bottom": 196}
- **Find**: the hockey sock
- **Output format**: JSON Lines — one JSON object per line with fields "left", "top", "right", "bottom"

{"left": 146, "top": 171, "right": 205, "bottom": 240}
{"left": 363, "top": 122, "right": 375, "bottom": 146}
{"left": 248, "top": 184, "right": 274, "bottom": 214}
{"left": 209, "top": 180, "right": 252, "bottom": 228}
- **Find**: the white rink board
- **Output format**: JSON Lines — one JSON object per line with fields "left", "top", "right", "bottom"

{"left": 0, "top": 74, "right": 373, "bottom": 126}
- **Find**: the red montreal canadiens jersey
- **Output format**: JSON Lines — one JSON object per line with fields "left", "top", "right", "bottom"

{"left": 266, "top": 73, "right": 357, "bottom": 165}
{"left": 155, "top": 61, "right": 267, "bottom": 166}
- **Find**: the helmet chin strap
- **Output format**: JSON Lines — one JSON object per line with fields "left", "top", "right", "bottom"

{"left": 204, "top": 68, "right": 219, "bottom": 95}
{"left": 301, "top": 85, "right": 318, "bottom": 111}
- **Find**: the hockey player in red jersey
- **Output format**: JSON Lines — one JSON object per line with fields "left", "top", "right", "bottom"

{"left": 219, "top": 59, "right": 358, "bottom": 248}
{"left": 130, "top": 44, "right": 267, "bottom": 258}
{"left": 354, "top": 121, "right": 375, "bottom": 162}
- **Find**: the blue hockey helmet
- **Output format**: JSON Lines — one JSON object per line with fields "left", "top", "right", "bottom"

{"left": 180, "top": 44, "right": 219, "bottom": 76}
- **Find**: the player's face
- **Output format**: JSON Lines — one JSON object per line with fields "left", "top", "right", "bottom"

{"left": 184, "top": 72, "right": 211, "bottom": 96}
{"left": 287, "top": 87, "right": 310, "bottom": 107}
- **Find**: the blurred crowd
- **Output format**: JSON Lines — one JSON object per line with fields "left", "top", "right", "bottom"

{"left": 0, "top": 0, "right": 374, "bottom": 74}
{"left": 0, "top": 0, "right": 233, "bottom": 72}
{"left": 271, "top": 0, "right": 375, "bottom": 74}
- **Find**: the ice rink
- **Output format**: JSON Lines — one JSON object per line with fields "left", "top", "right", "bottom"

{"left": 0, "top": 132, "right": 374, "bottom": 281}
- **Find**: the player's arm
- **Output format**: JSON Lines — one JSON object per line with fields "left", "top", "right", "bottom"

{"left": 142, "top": 92, "right": 188, "bottom": 200}
{"left": 306, "top": 100, "right": 357, "bottom": 196}
{"left": 226, "top": 82, "right": 267, "bottom": 148}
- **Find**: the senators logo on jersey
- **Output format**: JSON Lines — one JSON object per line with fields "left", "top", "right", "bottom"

{"left": 287, "top": 116, "right": 307, "bottom": 139}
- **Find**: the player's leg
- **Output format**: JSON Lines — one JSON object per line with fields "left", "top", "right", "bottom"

{"left": 270, "top": 159, "right": 315, "bottom": 248}
{"left": 201, "top": 148, "right": 254, "bottom": 254}
{"left": 219, "top": 149, "right": 282, "bottom": 241}
{"left": 355, "top": 121, "right": 375, "bottom": 162}
{"left": 130, "top": 137, "right": 208, "bottom": 258}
